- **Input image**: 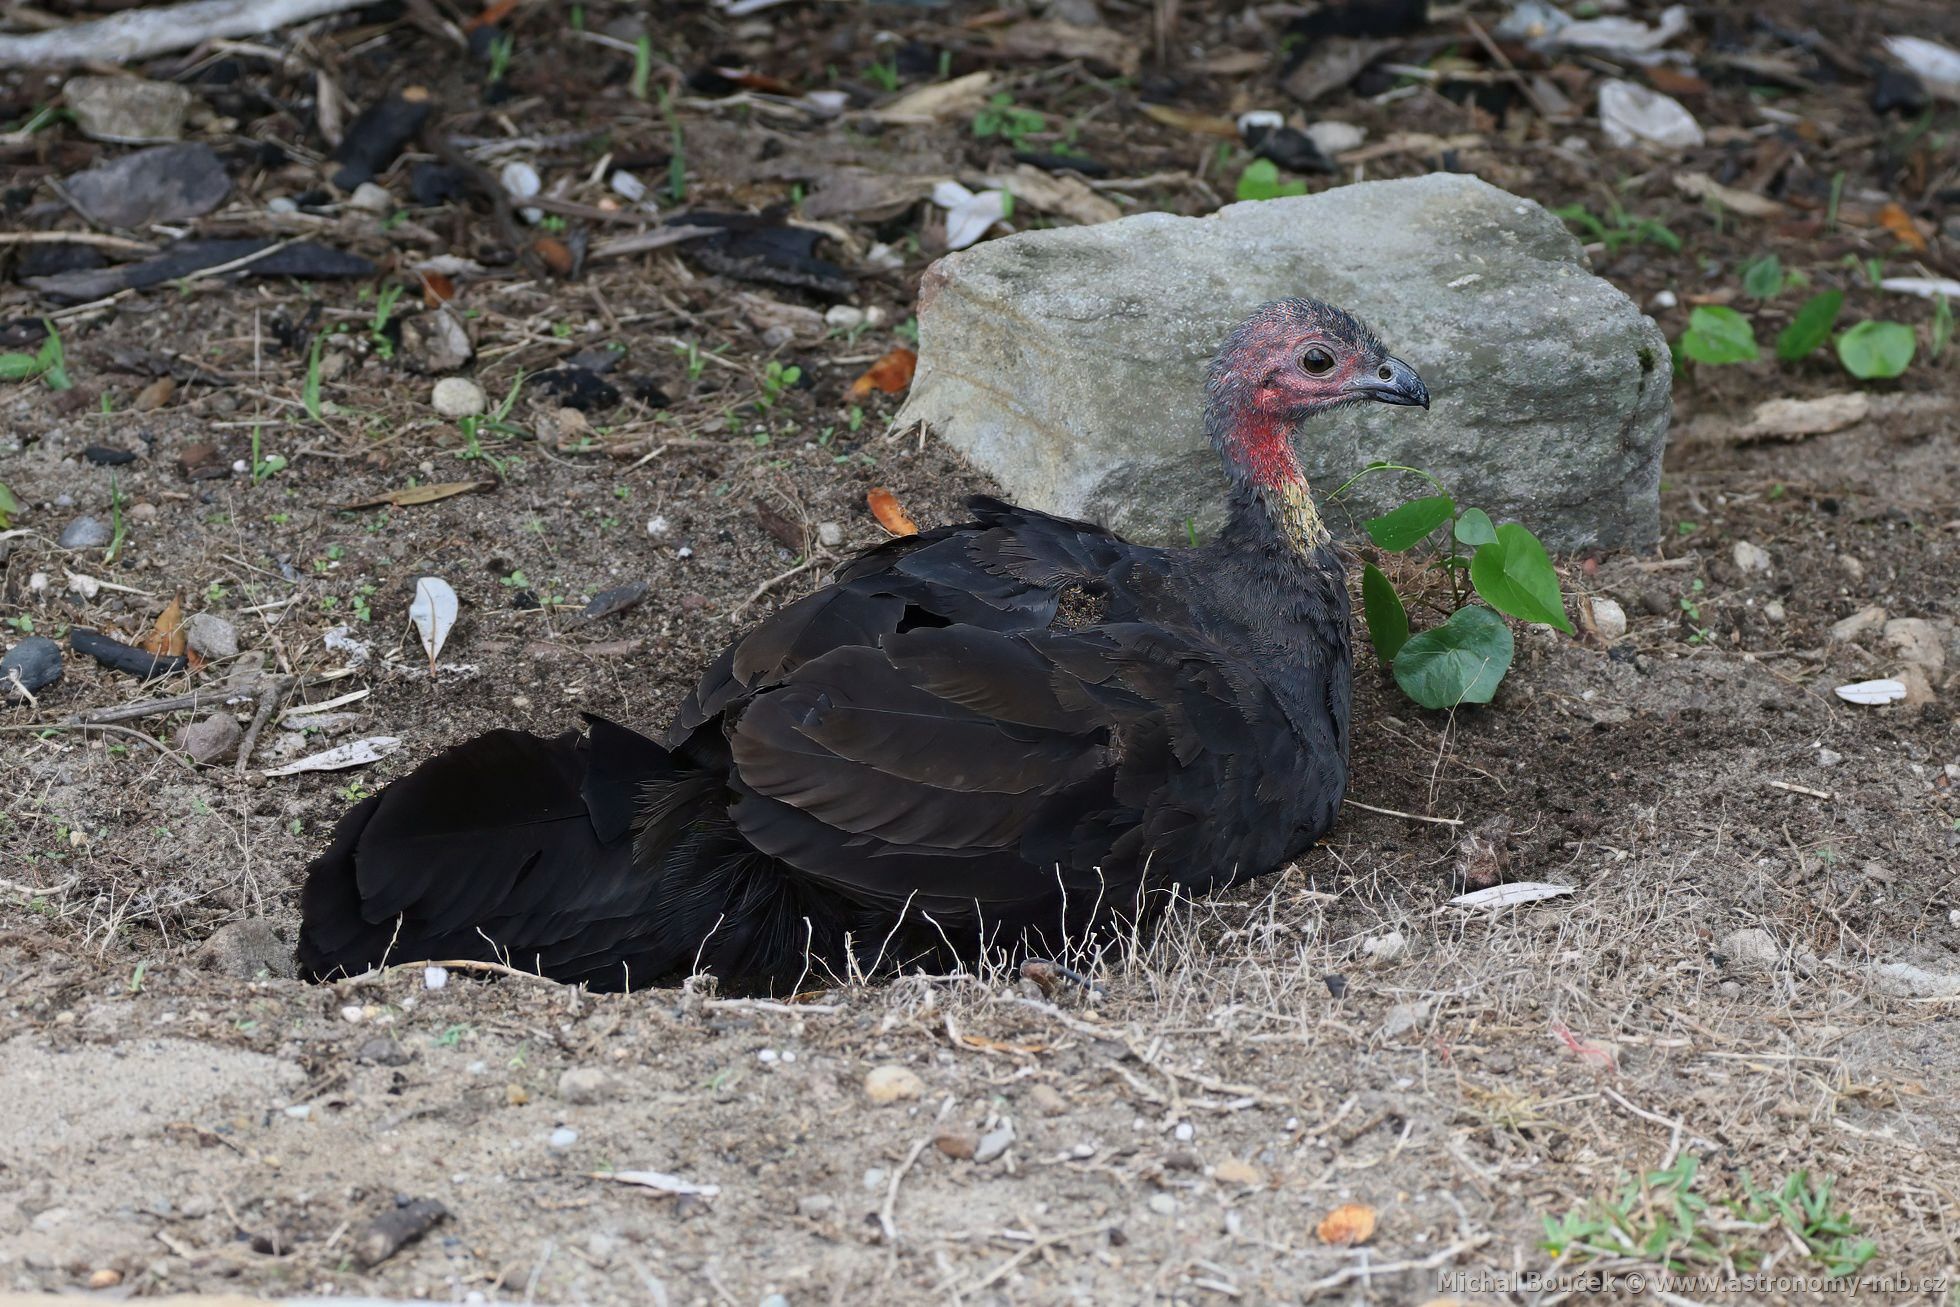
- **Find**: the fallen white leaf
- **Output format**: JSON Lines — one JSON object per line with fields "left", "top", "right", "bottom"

{"left": 592, "top": 1169, "right": 721, "bottom": 1199}
{"left": 1884, "top": 35, "right": 1960, "bottom": 101}
{"left": 409, "top": 576, "right": 459, "bottom": 671}
{"left": 279, "top": 687, "right": 372, "bottom": 721}
{"left": 1447, "top": 882, "right": 1577, "bottom": 910}
{"left": 1834, "top": 678, "right": 1906, "bottom": 706}
{"left": 1598, "top": 80, "right": 1703, "bottom": 151}
{"left": 933, "top": 180, "right": 1009, "bottom": 251}
{"left": 1879, "top": 276, "right": 1960, "bottom": 300}
{"left": 261, "top": 736, "right": 402, "bottom": 776}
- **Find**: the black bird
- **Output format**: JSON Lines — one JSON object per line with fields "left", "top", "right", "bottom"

{"left": 298, "top": 299, "right": 1429, "bottom": 991}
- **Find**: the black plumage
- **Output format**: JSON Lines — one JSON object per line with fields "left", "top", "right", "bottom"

{"left": 297, "top": 298, "right": 1430, "bottom": 991}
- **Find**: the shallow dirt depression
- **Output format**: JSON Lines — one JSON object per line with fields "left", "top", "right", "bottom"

{"left": 3, "top": 0, "right": 1960, "bottom": 1301}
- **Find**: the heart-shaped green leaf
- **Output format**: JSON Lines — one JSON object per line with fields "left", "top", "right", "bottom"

{"left": 1364, "top": 494, "right": 1454, "bottom": 552}
{"left": 1680, "top": 305, "right": 1758, "bottom": 365}
{"left": 1836, "top": 319, "right": 1915, "bottom": 380}
{"left": 1360, "top": 563, "right": 1409, "bottom": 664}
{"left": 1453, "top": 507, "right": 1497, "bottom": 547}
{"left": 1469, "top": 522, "right": 1573, "bottom": 632}
{"left": 1393, "top": 606, "right": 1514, "bottom": 708}
{"left": 1775, "top": 290, "right": 1842, "bottom": 361}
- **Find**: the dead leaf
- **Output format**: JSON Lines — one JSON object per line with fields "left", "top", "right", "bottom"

{"left": 409, "top": 576, "right": 459, "bottom": 671}
{"left": 420, "top": 270, "right": 455, "bottom": 306}
{"left": 341, "top": 480, "right": 497, "bottom": 510}
{"left": 466, "top": 0, "right": 518, "bottom": 29}
{"left": 141, "top": 594, "right": 188, "bottom": 660}
{"left": 1877, "top": 201, "right": 1928, "bottom": 252}
{"left": 261, "top": 736, "right": 402, "bottom": 776}
{"left": 1316, "top": 1202, "right": 1377, "bottom": 1246}
{"left": 1139, "top": 102, "right": 1240, "bottom": 137}
{"left": 867, "top": 487, "right": 919, "bottom": 537}
{"left": 850, "top": 347, "right": 917, "bottom": 398}
{"left": 590, "top": 1170, "right": 721, "bottom": 1199}
{"left": 991, "top": 21, "right": 1140, "bottom": 76}
{"left": 1673, "top": 172, "right": 1785, "bottom": 218}
{"left": 956, "top": 1033, "right": 1048, "bottom": 1055}
{"left": 988, "top": 165, "right": 1121, "bottom": 226}
{"left": 532, "top": 235, "right": 574, "bottom": 276}
{"left": 752, "top": 498, "right": 805, "bottom": 551}
{"left": 133, "top": 376, "right": 176, "bottom": 412}
{"left": 874, "top": 71, "right": 993, "bottom": 122}
{"left": 1736, "top": 392, "right": 1870, "bottom": 441}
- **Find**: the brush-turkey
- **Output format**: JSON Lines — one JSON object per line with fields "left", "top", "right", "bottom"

{"left": 298, "top": 298, "right": 1429, "bottom": 991}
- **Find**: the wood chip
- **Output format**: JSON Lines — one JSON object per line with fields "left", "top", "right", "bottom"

{"left": 873, "top": 71, "right": 993, "bottom": 122}
{"left": 1673, "top": 171, "right": 1785, "bottom": 218}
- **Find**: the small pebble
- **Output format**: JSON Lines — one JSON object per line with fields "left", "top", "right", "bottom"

{"left": 558, "top": 1067, "right": 611, "bottom": 1104}
{"left": 548, "top": 1127, "right": 578, "bottom": 1150}
{"left": 1763, "top": 600, "right": 1786, "bottom": 623}
{"left": 796, "top": 1194, "right": 834, "bottom": 1219}
{"left": 863, "top": 1064, "right": 924, "bottom": 1104}
{"left": 86, "top": 1269, "right": 122, "bottom": 1290}
{"left": 1817, "top": 748, "right": 1843, "bottom": 767}
{"left": 974, "top": 1123, "right": 1015, "bottom": 1163}
{"left": 1589, "top": 596, "right": 1627, "bottom": 642}
{"left": 1732, "top": 540, "right": 1771, "bottom": 574}
{"left": 433, "top": 376, "right": 488, "bottom": 418}
{"left": 1172, "top": 1121, "right": 1195, "bottom": 1143}
{"left": 1213, "top": 1159, "right": 1265, "bottom": 1186}
{"left": 934, "top": 1128, "right": 978, "bottom": 1160}
{"left": 861, "top": 1168, "right": 886, "bottom": 1191}
{"left": 175, "top": 712, "right": 242, "bottom": 765}
{"left": 1026, "top": 1083, "right": 1068, "bottom": 1115}
{"left": 184, "top": 612, "right": 239, "bottom": 660}
{"left": 1, "top": 637, "right": 63, "bottom": 698}
{"left": 824, "top": 305, "right": 866, "bottom": 330}
{"left": 347, "top": 181, "right": 394, "bottom": 213}
{"left": 646, "top": 515, "right": 670, "bottom": 538}
{"left": 816, "top": 521, "right": 844, "bottom": 548}
{"left": 1148, "top": 1193, "right": 1177, "bottom": 1216}
{"left": 424, "top": 965, "right": 449, "bottom": 990}
{"left": 58, "top": 516, "right": 112, "bottom": 549}
{"left": 610, "top": 170, "right": 648, "bottom": 203}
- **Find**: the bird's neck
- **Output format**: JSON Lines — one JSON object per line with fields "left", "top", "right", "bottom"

{"left": 1208, "top": 404, "right": 1329, "bottom": 557}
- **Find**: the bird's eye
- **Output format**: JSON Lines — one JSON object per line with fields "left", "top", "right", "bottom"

{"left": 1300, "top": 347, "right": 1335, "bottom": 375}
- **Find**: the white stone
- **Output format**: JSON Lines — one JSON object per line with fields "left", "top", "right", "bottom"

{"left": 432, "top": 376, "right": 488, "bottom": 418}
{"left": 1590, "top": 596, "right": 1627, "bottom": 641}
{"left": 1731, "top": 540, "right": 1771, "bottom": 573}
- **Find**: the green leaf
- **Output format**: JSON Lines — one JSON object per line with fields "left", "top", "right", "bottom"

{"left": 1360, "top": 563, "right": 1409, "bottom": 664}
{"left": 0, "top": 479, "right": 19, "bottom": 528}
{"left": 1775, "top": 290, "right": 1843, "bottom": 361}
{"left": 0, "top": 353, "right": 40, "bottom": 381}
{"left": 1469, "top": 522, "right": 1573, "bottom": 632}
{"left": 1453, "top": 507, "right": 1497, "bottom": 547}
{"left": 1934, "top": 294, "right": 1953, "bottom": 360}
{"left": 1836, "top": 319, "right": 1915, "bottom": 380}
{"left": 1235, "top": 158, "right": 1305, "bottom": 202}
{"left": 1679, "top": 305, "right": 1758, "bottom": 365}
{"left": 1740, "top": 253, "right": 1784, "bottom": 299}
{"left": 1393, "top": 606, "right": 1514, "bottom": 708}
{"left": 1364, "top": 494, "right": 1454, "bottom": 551}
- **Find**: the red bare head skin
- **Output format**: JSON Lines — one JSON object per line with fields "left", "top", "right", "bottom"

{"left": 1204, "top": 298, "right": 1428, "bottom": 493}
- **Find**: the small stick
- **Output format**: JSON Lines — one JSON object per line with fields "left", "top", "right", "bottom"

{"left": 234, "top": 673, "right": 292, "bottom": 774}
{"left": 0, "top": 721, "right": 198, "bottom": 773}
{"left": 0, "top": 231, "right": 157, "bottom": 253}
{"left": 1344, "top": 798, "right": 1465, "bottom": 827}
{"left": 727, "top": 556, "right": 822, "bottom": 622}
{"left": 878, "top": 1134, "right": 935, "bottom": 1244}
{"left": 1768, "top": 780, "right": 1834, "bottom": 800}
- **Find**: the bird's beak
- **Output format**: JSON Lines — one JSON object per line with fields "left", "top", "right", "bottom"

{"left": 1346, "top": 355, "right": 1429, "bottom": 409}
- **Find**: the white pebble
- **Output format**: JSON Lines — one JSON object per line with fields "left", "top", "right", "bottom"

{"left": 1148, "top": 1193, "right": 1177, "bottom": 1216}
{"left": 1591, "top": 596, "right": 1628, "bottom": 642}
{"left": 758, "top": 1048, "right": 779, "bottom": 1063}
{"left": 1650, "top": 289, "right": 1678, "bottom": 309}
{"left": 645, "top": 514, "right": 670, "bottom": 538}
{"left": 424, "top": 965, "right": 449, "bottom": 990}
{"left": 548, "top": 1127, "right": 578, "bottom": 1150}
{"left": 824, "top": 305, "right": 865, "bottom": 330}
{"left": 339, "top": 1005, "right": 365, "bottom": 1023}
{"left": 432, "top": 376, "right": 488, "bottom": 418}
{"left": 1173, "top": 1121, "right": 1194, "bottom": 1142}
{"left": 817, "top": 521, "right": 843, "bottom": 548}
{"left": 609, "top": 170, "right": 648, "bottom": 203}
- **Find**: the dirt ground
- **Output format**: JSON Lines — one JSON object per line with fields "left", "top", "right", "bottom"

{"left": 3, "top": 0, "right": 1959, "bottom": 1302}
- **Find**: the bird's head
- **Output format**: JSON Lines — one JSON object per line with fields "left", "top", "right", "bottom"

{"left": 1203, "top": 298, "right": 1428, "bottom": 552}
{"left": 1205, "top": 297, "right": 1428, "bottom": 426}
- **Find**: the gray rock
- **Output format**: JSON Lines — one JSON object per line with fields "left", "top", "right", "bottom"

{"left": 2, "top": 637, "right": 62, "bottom": 698}
{"left": 62, "top": 143, "right": 230, "bottom": 228}
{"left": 1718, "top": 927, "right": 1781, "bottom": 972}
{"left": 57, "top": 516, "right": 112, "bottom": 550}
{"left": 184, "top": 612, "right": 239, "bottom": 661}
{"left": 63, "top": 76, "right": 192, "bottom": 143}
{"left": 196, "top": 919, "right": 296, "bottom": 980}
{"left": 175, "top": 712, "right": 242, "bottom": 764}
{"left": 894, "top": 174, "right": 1669, "bottom": 549}
{"left": 1830, "top": 605, "right": 1886, "bottom": 643}
{"left": 557, "top": 1067, "right": 612, "bottom": 1104}
{"left": 402, "top": 305, "right": 474, "bottom": 374}
{"left": 1884, "top": 617, "right": 1945, "bottom": 672}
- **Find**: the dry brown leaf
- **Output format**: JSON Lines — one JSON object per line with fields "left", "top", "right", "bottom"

{"left": 341, "top": 479, "right": 497, "bottom": 510}
{"left": 874, "top": 71, "right": 993, "bottom": 122}
{"left": 992, "top": 20, "right": 1140, "bottom": 76}
{"left": 867, "top": 487, "right": 919, "bottom": 537}
{"left": 420, "top": 270, "right": 455, "bottom": 306}
{"left": 532, "top": 236, "right": 574, "bottom": 276}
{"left": 1139, "top": 102, "right": 1240, "bottom": 138}
{"left": 988, "top": 165, "right": 1122, "bottom": 225}
{"left": 1673, "top": 172, "right": 1785, "bottom": 218}
{"left": 1316, "top": 1202, "right": 1377, "bottom": 1246}
{"left": 466, "top": 0, "right": 517, "bottom": 29}
{"left": 956, "top": 1033, "right": 1048, "bottom": 1055}
{"left": 133, "top": 376, "right": 175, "bottom": 412}
{"left": 141, "top": 594, "right": 188, "bottom": 659}
{"left": 1877, "top": 202, "right": 1928, "bottom": 252}
{"left": 850, "top": 347, "right": 918, "bottom": 398}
